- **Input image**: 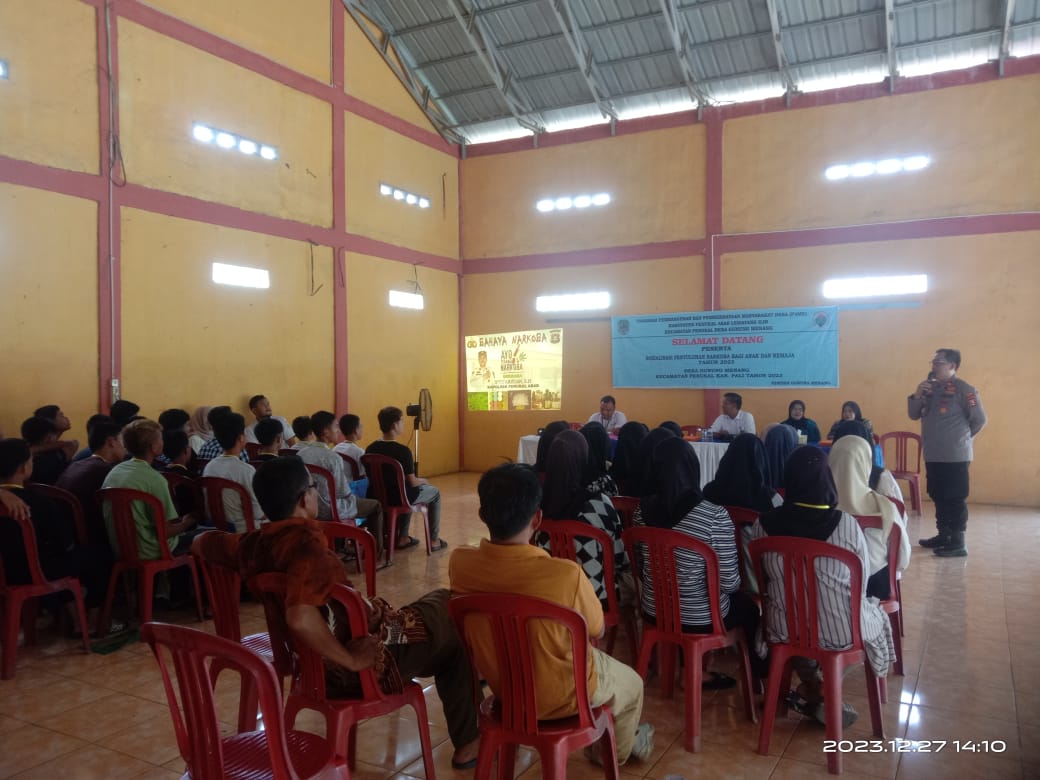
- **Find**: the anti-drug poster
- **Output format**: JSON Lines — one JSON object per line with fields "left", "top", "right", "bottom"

{"left": 465, "top": 329, "right": 563, "bottom": 410}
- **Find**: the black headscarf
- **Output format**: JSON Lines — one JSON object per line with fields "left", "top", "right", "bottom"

{"left": 609, "top": 420, "right": 648, "bottom": 492}
{"left": 633, "top": 426, "right": 679, "bottom": 497}
{"left": 764, "top": 424, "right": 799, "bottom": 490}
{"left": 702, "top": 433, "right": 777, "bottom": 512}
{"left": 533, "top": 420, "right": 569, "bottom": 473}
{"left": 541, "top": 430, "right": 590, "bottom": 520}
{"left": 782, "top": 400, "right": 811, "bottom": 434}
{"left": 640, "top": 436, "right": 703, "bottom": 529}
{"left": 579, "top": 422, "right": 611, "bottom": 483}
{"left": 658, "top": 420, "right": 683, "bottom": 438}
{"left": 759, "top": 446, "right": 843, "bottom": 541}
{"left": 832, "top": 420, "right": 883, "bottom": 490}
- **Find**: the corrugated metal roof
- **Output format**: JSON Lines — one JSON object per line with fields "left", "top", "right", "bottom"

{"left": 349, "top": 0, "right": 1040, "bottom": 145}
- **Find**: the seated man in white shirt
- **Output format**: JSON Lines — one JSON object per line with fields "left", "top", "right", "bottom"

{"left": 333, "top": 413, "right": 366, "bottom": 480}
{"left": 245, "top": 394, "right": 297, "bottom": 447}
{"left": 297, "top": 411, "right": 385, "bottom": 558}
{"left": 709, "top": 392, "right": 756, "bottom": 439}
{"left": 587, "top": 394, "right": 628, "bottom": 434}
{"left": 201, "top": 413, "right": 265, "bottom": 533}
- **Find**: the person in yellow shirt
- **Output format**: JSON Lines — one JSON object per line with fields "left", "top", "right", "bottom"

{"left": 449, "top": 463, "right": 654, "bottom": 766}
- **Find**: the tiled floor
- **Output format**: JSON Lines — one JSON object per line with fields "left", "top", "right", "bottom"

{"left": 2, "top": 472, "right": 1037, "bottom": 779}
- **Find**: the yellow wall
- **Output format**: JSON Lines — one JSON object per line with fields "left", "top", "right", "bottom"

{"left": 461, "top": 257, "right": 706, "bottom": 472}
{"left": 0, "top": 185, "right": 98, "bottom": 438}
{"left": 120, "top": 209, "right": 335, "bottom": 420}
{"left": 345, "top": 113, "right": 460, "bottom": 259}
{"left": 723, "top": 75, "right": 1040, "bottom": 234}
{"left": 344, "top": 17, "right": 437, "bottom": 132}
{"left": 0, "top": 0, "right": 98, "bottom": 174}
{"left": 145, "top": 0, "right": 331, "bottom": 83}
{"left": 345, "top": 253, "right": 460, "bottom": 476}
{"left": 119, "top": 21, "right": 333, "bottom": 226}
{"left": 462, "top": 126, "right": 706, "bottom": 258}
{"left": 721, "top": 232, "right": 1040, "bottom": 506}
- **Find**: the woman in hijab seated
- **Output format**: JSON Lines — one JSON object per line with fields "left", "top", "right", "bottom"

{"left": 635, "top": 437, "right": 766, "bottom": 689}
{"left": 829, "top": 436, "right": 911, "bottom": 599}
{"left": 536, "top": 430, "right": 633, "bottom": 613}
{"left": 826, "top": 401, "right": 874, "bottom": 442}
{"left": 831, "top": 420, "right": 902, "bottom": 504}
{"left": 764, "top": 424, "right": 799, "bottom": 492}
{"left": 631, "top": 425, "right": 680, "bottom": 498}
{"left": 703, "top": 433, "right": 782, "bottom": 514}
{"left": 780, "top": 400, "right": 822, "bottom": 444}
{"left": 533, "top": 420, "right": 569, "bottom": 474}
{"left": 580, "top": 421, "right": 618, "bottom": 496}
{"left": 750, "top": 447, "right": 896, "bottom": 728}
{"left": 609, "top": 421, "right": 648, "bottom": 496}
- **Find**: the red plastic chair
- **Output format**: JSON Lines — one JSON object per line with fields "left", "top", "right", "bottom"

{"left": 245, "top": 442, "right": 262, "bottom": 460}
{"left": 303, "top": 464, "right": 346, "bottom": 524}
{"left": 360, "top": 454, "right": 431, "bottom": 564}
{"left": 141, "top": 622, "right": 342, "bottom": 780}
{"left": 610, "top": 495, "right": 639, "bottom": 532}
{"left": 192, "top": 533, "right": 283, "bottom": 732}
{"left": 27, "top": 483, "right": 88, "bottom": 544}
{"left": 448, "top": 593, "right": 621, "bottom": 779}
{"left": 199, "top": 476, "right": 258, "bottom": 533}
{"left": 722, "top": 505, "right": 760, "bottom": 596}
{"left": 98, "top": 487, "right": 204, "bottom": 629}
{"left": 320, "top": 523, "right": 377, "bottom": 598}
{"left": 535, "top": 519, "right": 637, "bottom": 661}
{"left": 162, "top": 472, "right": 203, "bottom": 518}
{"left": 249, "top": 573, "right": 436, "bottom": 776}
{"left": 880, "top": 432, "right": 922, "bottom": 513}
{"left": 854, "top": 515, "right": 905, "bottom": 694}
{"left": 622, "top": 526, "right": 756, "bottom": 752}
{"left": 568, "top": 422, "right": 583, "bottom": 431}
{"left": 748, "top": 536, "right": 885, "bottom": 775}
{"left": 0, "top": 512, "right": 92, "bottom": 679}
{"left": 337, "top": 453, "right": 361, "bottom": 482}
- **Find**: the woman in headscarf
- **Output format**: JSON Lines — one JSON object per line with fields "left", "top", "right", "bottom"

{"left": 635, "top": 437, "right": 766, "bottom": 684}
{"left": 658, "top": 420, "right": 684, "bottom": 438}
{"left": 188, "top": 405, "right": 213, "bottom": 454}
{"left": 533, "top": 420, "right": 569, "bottom": 474}
{"left": 537, "top": 430, "right": 630, "bottom": 611}
{"left": 832, "top": 420, "right": 902, "bottom": 501}
{"left": 829, "top": 436, "right": 911, "bottom": 598}
{"left": 609, "top": 420, "right": 648, "bottom": 495}
{"left": 632, "top": 426, "right": 679, "bottom": 497}
{"left": 764, "top": 424, "right": 799, "bottom": 491}
{"left": 826, "top": 401, "right": 874, "bottom": 441}
{"left": 750, "top": 447, "right": 895, "bottom": 728}
{"left": 702, "top": 433, "right": 781, "bottom": 513}
{"left": 580, "top": 421, "right": 618, "bottom": 496}
{"left": 781, "top": 400, "right": 822, "bottom": 444}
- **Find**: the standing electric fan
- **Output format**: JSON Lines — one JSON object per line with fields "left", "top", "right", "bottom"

{"left": 405, "top": 388, "right": 433, "bottom": 475}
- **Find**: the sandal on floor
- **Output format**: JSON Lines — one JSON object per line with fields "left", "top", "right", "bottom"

{"left": 451, "top": 757, "right": 478, "bottom": 770}
{"left": 395, "top": 536, "right": 420, "bottom": 550}
{"left": 431, "top": 539, "right": 449, "bottom": 552}
{"left": 702, "top": 671, "right": 737, "bottom": 690}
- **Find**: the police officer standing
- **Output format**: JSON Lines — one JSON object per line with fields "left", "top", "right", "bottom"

{"left": 908, "top": 348, "right": 987, "bottom": 557}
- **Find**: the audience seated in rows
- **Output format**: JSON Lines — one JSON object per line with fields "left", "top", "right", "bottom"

{"left": 536, "top": 430, "right": 632, "bottom": 614}
{"left": 155, "top": 408, "right": 191, "bottom": 467}
{"left": 22, "top": 415, "right": 72, "bottom": 485}
{"left": 194, "top": 456, "right": 480, "bottom": 768}
{"left": 252, "top": 417, "right": 284, "bottom": 460}
{"left": 245, "top": 394, "right": 297, "bottom": 447}
{"left": 161, "top": 430, "right": 194, "bottom": 474}
{"left": 579, "top": 421, "right": 618, "bottom": 496}
{"left": 71, "top": 414, "right": 113, "bottom": 463}
{"left": 55, "top": 420, "right": 126, "bottom": 545}
{"left": 187, "top": 405, "right": 212, "bottom": 454}
{"left": 608, "top": 420, "right": 648, "bottom": 496}
{"left": 450, "top": 463, "right": 655, "bottom": 767}
{"left": 333, "top": 413, "right": 366, "bottom": 479}
{"left": 290, "top": 415, "right": 314, "bottom": 447}
{"left": 201, "top": 412, "right": 265, "bottom": 533}
{"left": 636, "top": 437, "right": 766, "bottom": 685}
{"left": 366, "top": 406, "right": 446, "bottom": 552}
{"left": 0, "top": 438, "right": 113, "bottom": 628}
{"left": 109, "top": 399, "right": 141, "bottom": 428}
{"left": 633, "top": 426, "right": 679, "bottom": 497}
{"left": 763, "top": 424, "right": 799, "bottom": 491}
{"left": 297, "top": 411, "right": 384, "bottom": 557}
{"left": 197, "top": 406, "right": 249, "bottom": 462}
{"left": 532, "top": 419, "right": 569, "bottom": 474}
{"left": 751, "top": 446, "right": 896, "bottom": 727}
{"left": 703, "top": 433, "right": 782, "bottom": 514}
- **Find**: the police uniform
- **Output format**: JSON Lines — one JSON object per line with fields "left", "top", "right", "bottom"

{"left": 908, "top": 375, "right": 987, "bottom": 552}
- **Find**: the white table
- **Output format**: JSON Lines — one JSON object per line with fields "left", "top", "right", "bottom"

{"left": 518, "top": 435, "right": 727, "bottom": 489}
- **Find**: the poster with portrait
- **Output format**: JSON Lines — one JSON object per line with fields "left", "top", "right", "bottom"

{"left": 465, "top": 329, "right": 564, "bottom": 411}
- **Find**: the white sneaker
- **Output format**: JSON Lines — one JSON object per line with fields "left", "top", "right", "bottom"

{"left": 629, "top": 722, "right": 655, "bottom": 762}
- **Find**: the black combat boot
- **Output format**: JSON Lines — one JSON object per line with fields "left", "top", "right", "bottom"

{"left": 933, "top": 532, "right": 967, "bottom": 557}
{"left": 918, "top": 534, "right": 949, "bottom": 549}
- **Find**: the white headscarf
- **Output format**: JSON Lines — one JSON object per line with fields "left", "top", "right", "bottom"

{"left": 830, "top": 436, "right": 911, "bottom": 574}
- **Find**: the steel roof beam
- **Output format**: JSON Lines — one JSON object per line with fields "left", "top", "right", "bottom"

{"left": 764, "top": 0, "right": 795, "bottom": 94}
{"left": 341, "top": 0, "right": 464, "bottom": 144}
{"left": 391, "top": 0, "right": 551, "bottom": 38}
{"left": 884, "top": 0, "right": 897, "bottom": 90}
{"left": 546, "top": 0, "right": 617, "bottom": 119}
{"left": 444, "top": 0, "right": 545, "bottom": 133}
{"left": 999, "top": 0, "right": 1017, "bottom": 75}
{"left": 657, "top": 0, "right": 711, "bottom": 105}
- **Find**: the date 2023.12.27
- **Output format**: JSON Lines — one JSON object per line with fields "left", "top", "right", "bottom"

{"left": 823, "top": 739, "right": 1007, "bottom": 753}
